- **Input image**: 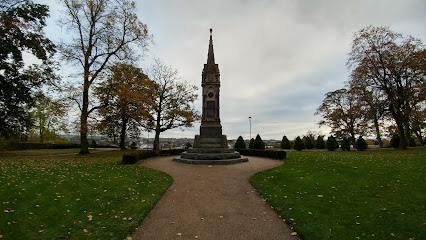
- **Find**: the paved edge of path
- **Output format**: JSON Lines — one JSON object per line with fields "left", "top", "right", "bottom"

{"left": 131, "top": 156, "right": 300, "bottom": 240}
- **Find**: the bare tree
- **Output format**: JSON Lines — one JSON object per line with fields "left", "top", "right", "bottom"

{"left": 146, "top": 59, "right": 200, "bottom": 150}
{"left": 59, "top": 0, "right": 150, "bottom": 154}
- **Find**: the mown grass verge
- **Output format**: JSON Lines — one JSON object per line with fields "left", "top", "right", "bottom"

{"left": 250, "top": 147, "right": 425, "bottom": 239}
{"left": 0, "top": 150, "right": 173, "bottom": 239}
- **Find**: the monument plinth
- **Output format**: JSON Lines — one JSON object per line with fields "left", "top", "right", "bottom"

{"left": 174, "top": 29, "right": 248, "bottom": 165}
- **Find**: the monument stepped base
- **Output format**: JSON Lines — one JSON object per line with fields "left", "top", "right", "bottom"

{"left": 173, "top": 156, "right": 248, "bottom": 165}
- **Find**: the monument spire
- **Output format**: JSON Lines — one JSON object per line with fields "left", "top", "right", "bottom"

{"left": 207, "top": 28, "right": 215, "bottom": 64}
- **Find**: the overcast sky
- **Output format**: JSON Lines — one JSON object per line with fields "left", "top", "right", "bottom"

{"left": 38, "top": 0, "right": 426, "bottom": 140}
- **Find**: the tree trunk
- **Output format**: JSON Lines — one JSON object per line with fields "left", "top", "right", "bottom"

{"left": 389, "top": 104, "right": 408, "bottom": 149}
{"left": 404, "top": 121, "right": 411, "bottom": 146}
{"left": 120, "top": 116, "right": 128, "bottom": 150}
{"left": 396, "top": 122, "right": 408, "bottom": 149}
{"left": 373, "top": 115, "right": 383, "bottom": 148}
{"left": 153, "top": 123, "right": 161, "bottom": 150}
{"left": 79, "top": 83, "right": 90, "bottom": 154}
{"left": 414, "top": 130, "right": 424, "bottom": 146}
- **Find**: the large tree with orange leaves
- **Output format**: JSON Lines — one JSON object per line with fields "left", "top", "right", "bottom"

{"left": 96, "top": 63, "right": 155, "bottom": 150}
{"left": 347, "top": 26, "right": 425, "bottom": 149}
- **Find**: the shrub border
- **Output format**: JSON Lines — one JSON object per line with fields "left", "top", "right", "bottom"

{"left": 122, "top": 149, "right": 186, "bottom": 164}
{"left": 236, "top": 149, "right": 286, "bottom": 160}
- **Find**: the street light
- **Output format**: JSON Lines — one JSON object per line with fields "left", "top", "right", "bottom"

{"left": 249, "top": 117, "right": 252, "bottom": 140}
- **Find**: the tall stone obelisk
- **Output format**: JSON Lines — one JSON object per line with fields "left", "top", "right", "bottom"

{"left": 199, "top": 28, "right": 223, "bottom": 141}
{"left": 173, "top": 29, "right": 248, "bottom": 164}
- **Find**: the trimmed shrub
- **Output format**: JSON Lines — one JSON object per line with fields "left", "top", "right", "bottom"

{"left": 122, "top": 149, "right": 185, "bottom": 164}
{"left": 294, "top": 136, "right": 305, "bottom": 151}
{"left": 326, "top": 136, "right": 339, "bottom": 151}
{"left": 390, "top": 134, "right": 400, "bottom": 148}
{"left": 234, "top": 136, "right": 247, "bottom": 149}
{"left": 356, "top": 136, "right": 368, "bottom": 151}
{"left": 280, "top": 136, "right": 291, "bottom": 149}
{"left": 248, "top": 138, "right": 255, "bottom": 149}
{"left": 237, "top": 149, "right": 286, "bottom": 160}
{"left": 304, "top": 136, "right": 314, "bottom": 149}
{"left": 340, "top": 137, "right": 351, "bottom": 151}
{"left": 316, "top": 136, "right": 325, "bottom": 149}
{"left": 253, "top": 134, "right": 265, "bottom": 150}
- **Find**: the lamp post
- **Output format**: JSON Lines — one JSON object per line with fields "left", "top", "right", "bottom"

{"left": 249, "top": 117, "right": 252, "bottom": 140}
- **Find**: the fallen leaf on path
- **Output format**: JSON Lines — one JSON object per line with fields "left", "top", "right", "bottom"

{"left": 291, "top": 232, "right": 297, "bottom": 236}
{"left": 177, "top": 233, "right": 182, "bottom": 236}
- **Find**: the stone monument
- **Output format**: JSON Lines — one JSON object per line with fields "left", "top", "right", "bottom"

{"left": 173, "top": 29, "right": 248, "bottom": 164}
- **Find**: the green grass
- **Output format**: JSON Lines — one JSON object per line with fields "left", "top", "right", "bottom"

{"left": 0, "top": 148, "right": 81, "bottom": 157}
{"left": 250, "top": 147, "right": 426, "bottom": 240}
{"left": 0, "top": 150, "right": 173, "bottom": 239}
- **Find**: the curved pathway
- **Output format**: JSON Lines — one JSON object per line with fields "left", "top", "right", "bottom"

{"left": 132, "top": 156, "right": 299, "bottom": 240}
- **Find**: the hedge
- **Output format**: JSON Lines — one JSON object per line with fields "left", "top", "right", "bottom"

{"left": 236, "top": 149, "right": 286, "bottom": 160}
{"left": 0, "top": 142, "right": 120, "bottom": 150}
{"left": 122, "top": 149, "right": 186, "bottom": 164}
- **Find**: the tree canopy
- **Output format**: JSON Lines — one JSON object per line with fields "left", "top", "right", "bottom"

{"left": 59, "top": 0, "right": 151, "bottom": 154}
{"left": 0, "top": 0, "right": 56, "bottom": 138}
{"left": 347, "top": 26, "right": 425, "bottom": 149}
{"left": 96, "top": 63, "right": 154, "bottom": 150}
{"left": 145, "top": 59, "right": 199, "bottom": 150}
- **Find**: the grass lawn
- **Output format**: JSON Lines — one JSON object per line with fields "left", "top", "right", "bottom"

{"left": 250, "top": 147, "right": 426, "bottom": 240}
{"left": 0, "top": 149, "right": 173, "bottom": 239}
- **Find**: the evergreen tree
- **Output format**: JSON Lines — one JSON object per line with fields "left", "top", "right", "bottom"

{"left": 304, "top": 136, "right": 314, "bottom": 149}
{"left": 356, "top": 136, "right": 368, "bottom": 151}
{"left": 326, "top": 136, "right": 339, "bottom": 151}
{"left": 248, "top": 138, "right": 255, "bottom": 149}
{"left": 294, "top": 136, "right": 305, "bottom": 151}
{"left": 234, "top": 136, "right": 247, "bottom": 149}
{"left": 253, "top": 134, "right": 265, "bottom": 150}
{"left": 340, "top": 137, "right": 351, "bottom": 151}
{"left": 316, "top": 136, "right": 325, "bottom": 149}
{"left": 390, "top": 134, "right": 400, "bottom": 148}
{"left": 280, "top": 136, "right": 291, "bottom": 149}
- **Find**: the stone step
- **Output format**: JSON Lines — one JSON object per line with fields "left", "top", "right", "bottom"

{"left": 199, "top": 138, "right": 222, "bottom": 144}
{"left": 199, "top": 143, "right": 222, "bottom": 148}
{"left": 180, "top": 151, "right": 243, "bottom": 160}
{"left": 187, "top": 148, "right": 234, "bottom": 154}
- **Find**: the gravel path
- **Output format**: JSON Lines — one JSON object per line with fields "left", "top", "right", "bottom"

{"left": 132, "top": 156, "right": 300, "bottom": 240}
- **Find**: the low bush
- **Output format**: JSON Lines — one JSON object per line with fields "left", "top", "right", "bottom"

{"left": 236, "top": 149, "right": 286, "bottom": 160}
{"left": 390, "top": 134, "right": 400, "bottom": 148}
{"left": 340, "top": 137, "right": 351, "bottom": 151}
{"left": 122, "top": 149, "right": 186, "bottom": 164}
{"left": 280, "top": 136, "right": 291, "bottom": 149}
{"left": 316, "top": 136, "right": 325, "bottom": 149}
{"left": 253, "top": 134, "right": 266, "bottom": 149}
{"left": 326, "top": 136, "right": 339, "bottom": 151}
{"left": 294, "top": 136, "right": 305, "bottom": 151}
{"left": 356, "top": 136, "right": 368, "bottom": 151}
{"left": 234, "top": 136, "right": 247, "bottom": 149}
